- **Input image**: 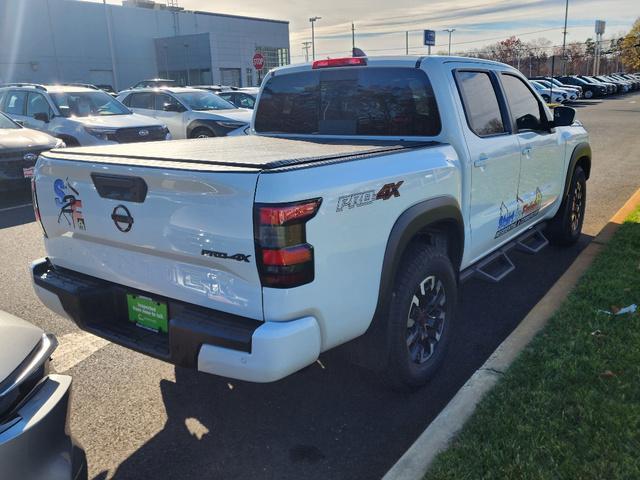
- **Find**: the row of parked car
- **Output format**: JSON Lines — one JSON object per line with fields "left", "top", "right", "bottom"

{"left": 0, "top": 80, "right": 262, "bottom": 191}
{"left": 528, "top": 73, "right": 640, "bottom": 103}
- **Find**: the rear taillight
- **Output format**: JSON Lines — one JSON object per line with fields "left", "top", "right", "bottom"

{"left": 31, "top": 177, "right": 48, "bottom": 238}
{"left": 254, "top": 198, "right": 321, "bottom": 288}
{"left": 312, "top": 57, "right": 367, "bottom": 69}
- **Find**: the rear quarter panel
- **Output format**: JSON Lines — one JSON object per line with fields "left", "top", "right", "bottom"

{"left": 256, "top": 145, "right": 460, "bottom": 351}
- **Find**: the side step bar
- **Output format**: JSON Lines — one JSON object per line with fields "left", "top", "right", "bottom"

{"left": 460, "top": 224, "right": 548, "bottom": 284}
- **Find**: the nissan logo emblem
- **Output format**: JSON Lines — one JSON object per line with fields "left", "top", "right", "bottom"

{"left": 23, "top": 152, "right": 38, "bottom": 162}
{"left": 111, "top": 205, "right": 134, "bottom": 233}
{"left": 138, "top": 129, "right": 149, "bottom": 137}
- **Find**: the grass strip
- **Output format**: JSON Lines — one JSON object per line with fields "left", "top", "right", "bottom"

{"left": 426, "top": 207, "right": 640, "bottom": 480}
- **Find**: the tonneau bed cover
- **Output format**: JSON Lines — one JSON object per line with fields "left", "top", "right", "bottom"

{"left": 44, "top": 136, "right": 437, "bottom": 172}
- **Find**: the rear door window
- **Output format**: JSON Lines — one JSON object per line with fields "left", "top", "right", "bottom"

{"left": 128, "top": 92, "right": 154, "bottom": 109}
{"left": 255, "top": 67, "right": 441, "bottom": 136}
{"left": 4, "top": 91, "right": 27, "bottom": 115}
{"left": 455, "top": 71, "right": 506, "bottom": 137}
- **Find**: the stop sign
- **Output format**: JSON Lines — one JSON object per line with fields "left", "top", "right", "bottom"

{"left": 253, "top": 53, "right": 265, "bottom": 70}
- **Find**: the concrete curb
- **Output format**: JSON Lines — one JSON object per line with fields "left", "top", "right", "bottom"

{"left": 383, "top": 186, "right": 640, "bottom": 480}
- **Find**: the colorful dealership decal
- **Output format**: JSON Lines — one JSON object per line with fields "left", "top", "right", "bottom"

{"left": 495, "top": 188, "right": 542, "bottom": 238}
{"left": 336, "top": 181, "right": 404, "bottom": 212}
{"left": 54, "top": 178, "right": 86, "bottom": 230}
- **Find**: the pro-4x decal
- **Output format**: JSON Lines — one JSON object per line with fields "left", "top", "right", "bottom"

{"left": 54, "top": 178, "right": 86, "bottom": 230}
{"left": 337, "top": 180, "right": 404, "bottom": 212}
{"left": 202, "top": 249, "right": 251, "bottom": 263}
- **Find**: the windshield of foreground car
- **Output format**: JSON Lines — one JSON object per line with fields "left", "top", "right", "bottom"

{"left": 175, "top": 91, "right": 236, "bottom": 111}
{"left": 50, "top": 91, "right": 131, "bottom": 117}
{"left": 0, "top": 112, "right": 20, "bottom": 129}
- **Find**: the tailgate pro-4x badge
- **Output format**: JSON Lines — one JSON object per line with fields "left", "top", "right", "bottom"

{"left": 201, "top": 249, "right": 251, "bottom": 263}
{"left": 54, "top": 178, "right": 86, "bottom": 230}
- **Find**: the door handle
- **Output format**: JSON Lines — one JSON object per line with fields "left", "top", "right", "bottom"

{"left": 474, "top": 153, "right": 489, "bottom": 168}
{"left": 522, "top": 146, "right": 532, "bottom": 157}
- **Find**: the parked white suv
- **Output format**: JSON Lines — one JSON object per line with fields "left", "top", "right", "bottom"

{"left": 117, "top": 87, "right": 252, "bottom": 139}
{"left": 0, "top": 84, "right": 170, "bottom": 146}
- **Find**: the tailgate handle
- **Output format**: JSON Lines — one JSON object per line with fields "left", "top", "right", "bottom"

{"left": 91, "top": 173, "right": 148, "bottom": 203}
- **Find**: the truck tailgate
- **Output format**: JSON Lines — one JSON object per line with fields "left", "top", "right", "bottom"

{"left": 35, "top": 153, "right": 263, "bottom": 320}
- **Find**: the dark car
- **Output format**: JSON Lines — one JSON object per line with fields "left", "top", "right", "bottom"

{"left": 132, "top": 78, "right": 178, "bottom": 89}
{"left": 618, "top": 74, "right": 640, "bottom": 90}
{"left": 0, "top": 112, "right": 62, "bottom": 191}
{"left": 579, "top": 75, "right": 616, "bottom": 94}
{"left": 556, "top": 76, "right": 607, "bottom": 99}
{"left": 0, "top": 310, "right": 86, "bottom": 480}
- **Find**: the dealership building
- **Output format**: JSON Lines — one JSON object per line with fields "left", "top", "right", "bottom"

{"left": 0, "top": 0, "right": 290, "bottom": 90}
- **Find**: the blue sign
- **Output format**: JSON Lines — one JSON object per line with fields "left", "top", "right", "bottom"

{"left": 423, "top": 30, "right": 436, "bottom": 46}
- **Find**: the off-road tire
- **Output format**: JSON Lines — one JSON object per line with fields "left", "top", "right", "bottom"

{"left": 546, "top": 166, "right": 586, "bottom": 246}
{"left": 385, "top": 244, "right": 457, "bottom": 390}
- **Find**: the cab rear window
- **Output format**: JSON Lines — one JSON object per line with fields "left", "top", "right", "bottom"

{"left": 255, "top": 67, "right": 441, "bottom": 136}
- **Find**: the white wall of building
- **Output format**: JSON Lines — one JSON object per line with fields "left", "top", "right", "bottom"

{"left": 0, "top": 0, "right": 289, "bottom": 89}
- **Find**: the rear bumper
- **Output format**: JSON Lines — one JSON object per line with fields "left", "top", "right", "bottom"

{"left": 0, "top": 374, "right": 86, "bottom": 480}
{"left": 31, "top": 258, "right": 321, "bottom": 383}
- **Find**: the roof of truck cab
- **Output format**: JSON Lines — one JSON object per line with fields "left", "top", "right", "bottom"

{"left": 45, "top": 135, "right": 441, "bottom": 173}
{"left": 270, "top": 55, "right": 510, "bottom": 76}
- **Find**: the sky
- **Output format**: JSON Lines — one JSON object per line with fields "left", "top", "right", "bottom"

{"left": 94, "top": 0, "right": 639, "bottom": 61}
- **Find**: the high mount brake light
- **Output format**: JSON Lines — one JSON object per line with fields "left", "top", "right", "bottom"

{"left": 312, "top": 57, "right": 367, "bottom": 69}
{"left": 254, "top": 198, "right": 322, "bottom": 288}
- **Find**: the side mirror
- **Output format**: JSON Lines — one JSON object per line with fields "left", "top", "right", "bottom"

{"left": 163, "top": 103, "right": 183, "bottom": 112}
{"left": 33, "top": 112, "right": 50, "bottom": 123}
{"left": 553, "top": 106, "right": 575, "bottom": 127}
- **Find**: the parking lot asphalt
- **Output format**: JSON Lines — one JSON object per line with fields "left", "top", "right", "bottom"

{"left": 0, "top": 92, "right": 639, "bottom": 480}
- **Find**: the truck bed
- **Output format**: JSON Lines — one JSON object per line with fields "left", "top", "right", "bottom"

{"left": 44, "top": 136, "right": 438, "bottom": 172}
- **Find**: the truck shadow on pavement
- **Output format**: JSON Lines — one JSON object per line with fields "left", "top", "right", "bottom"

{"left": 97, "top": 236, "right": 591, "bottom": 480}
{"left": 0, "top": 189, "right": 34, "bottom": 229}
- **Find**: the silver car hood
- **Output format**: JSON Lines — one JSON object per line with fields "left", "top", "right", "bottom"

{"left": 0, "top": 311, "right": 44, "bottom": 384}
{"left": 0, "top": 128, "right": 58, "bottom": 150}
{"left": 67, "top": 113, "right": 164, "bottom": 129}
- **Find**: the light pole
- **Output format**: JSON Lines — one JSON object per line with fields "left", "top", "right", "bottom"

{"left": 444, "top": 28, "right": 456, "bottom": 55}
{"left": 561, "top": 0, "right": 569, "bottom": 75}
{"left": 309, "top": 16, "right": 321, "bottom": 60}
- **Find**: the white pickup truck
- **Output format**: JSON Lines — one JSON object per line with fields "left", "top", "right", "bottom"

{"left": 30, "top": 56, "right": 591, "bottom": 388}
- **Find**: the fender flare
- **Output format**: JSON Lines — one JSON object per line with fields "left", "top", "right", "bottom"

{"left": 563, "top": 142, "right": 591, "bottom": 198}
{"left": 348, "top": 196, "right": 464, "bottom": 369}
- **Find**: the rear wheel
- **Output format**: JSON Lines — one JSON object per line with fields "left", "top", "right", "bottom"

{"left": 190, "top": 127, "right": 215, "bottom": 139}
{"left": 546, "top": 166, "right": 586, "bottom": 246}
{"left": 542, "top": 94, "right": 550, "bottom": 103}
{"left": 385, "top": 245, "right": 457, "bottom": 389}
{"left": 584, "top": 90, "right": 593, "bottom": 99}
